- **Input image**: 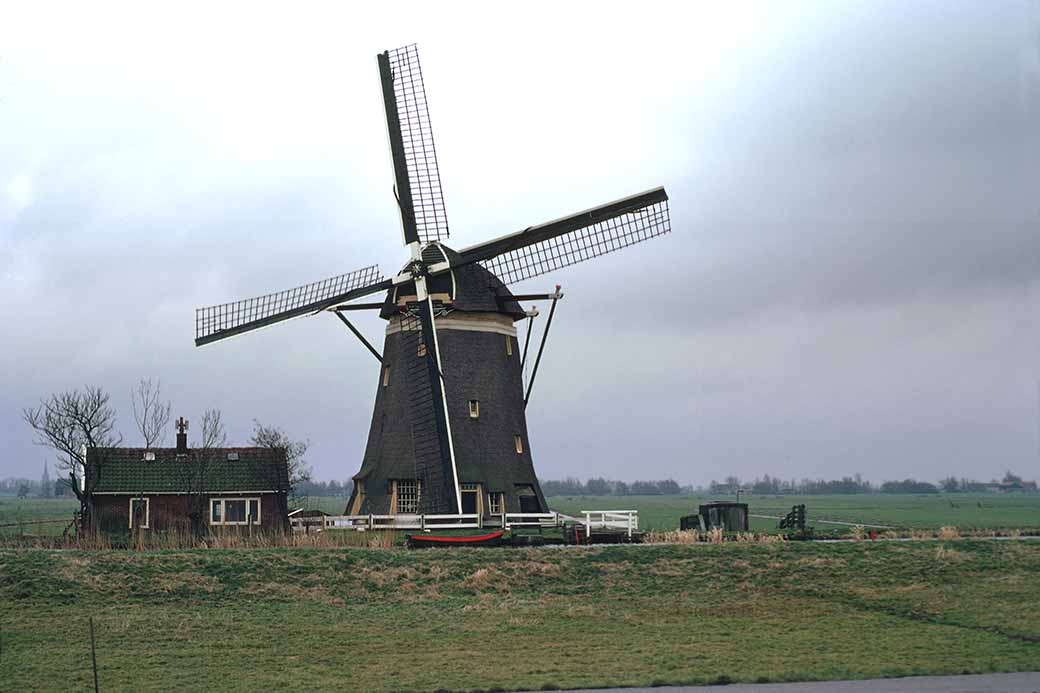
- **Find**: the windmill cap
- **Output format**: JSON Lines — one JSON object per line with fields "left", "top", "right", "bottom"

{"left": 380, "top": 243, "right": 526, "bottom": 321}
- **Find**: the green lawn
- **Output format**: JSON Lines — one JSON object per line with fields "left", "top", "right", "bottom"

{"left": 0, "top": 497, "right": 79, "bottom": 536}
{"left": 2, "top": 540, "right": 1039, "bottom": 691}
{"left": 547, "top": 494, "right": 1040, "bottom": 532}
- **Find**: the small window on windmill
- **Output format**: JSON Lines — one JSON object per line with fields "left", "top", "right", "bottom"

{"left": 417, "top": 341, "right": 427, "bottom": 357}
{"left": 383, "top": 366, "right": 391, "bottom": 387}
{"left": 226, "top": 452, "right": 239, "bottom": 461}
{"left": 397, "top": 480, "right": 420, "bottom": 514}
{"left": 514, "top": 434, "right": 523, "bottom": 454}
{"left": 468, "top": 400, "right": 479, "bottom": 418}
{"left": 142, "top": 451, "right": 156, "bottom": 462}
{"left": 505, "top": 336, "right": 513, "bottom": 356}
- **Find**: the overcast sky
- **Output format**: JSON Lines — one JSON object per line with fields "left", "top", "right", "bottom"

{"left": 2, "top": 1, "right": 1038, "bottom": 486}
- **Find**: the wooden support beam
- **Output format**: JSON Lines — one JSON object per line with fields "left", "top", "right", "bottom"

{"left": 329, "top": 302, "right": 386, "bottom": 311}
{"left": 334, "top": 312, "right": 383, "bottom": 363}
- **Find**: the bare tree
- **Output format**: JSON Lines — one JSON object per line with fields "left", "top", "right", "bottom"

{"left": 180, "top": 411, "right": 225, "bottom": 538}
{"left": 22, "top": 386, "right": 122, "bottom": 528}
{"left": 130, "top": 378, "right": 172, "bottom": 448}
{"left": 198, "top": 409, "right": 227, "bottom": 449}
{"left": 250, "top": 419, "right": 311, "bottom": 489}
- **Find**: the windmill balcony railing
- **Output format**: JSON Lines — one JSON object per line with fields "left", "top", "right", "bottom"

{"left": 290, "top": 512, "right": 564, "bottom": 533}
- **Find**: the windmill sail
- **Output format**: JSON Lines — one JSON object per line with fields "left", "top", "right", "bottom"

{"left": 195, "top": 266, "right": 388, "bottom": 346}
{"left": 452, "top": 187, "right": 670, "bottom": 285}
{"left": 378, "top": 44, "right": 450, "bottom": 246}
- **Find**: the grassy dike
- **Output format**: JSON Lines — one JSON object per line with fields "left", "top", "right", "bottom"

{"left": 2, "top": 540, "right": 1039, "bottom": 691}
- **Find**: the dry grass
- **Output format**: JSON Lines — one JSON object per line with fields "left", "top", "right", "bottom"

{"left": 937, "top": 525, "right": 960, "bottom": 540}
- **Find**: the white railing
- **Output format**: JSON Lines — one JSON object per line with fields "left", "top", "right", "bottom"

{"left": 290, "top": 512, "right": 563, "bottom": 533}
{"left": 581, "top": 510, "right": 639, "bottom": 539}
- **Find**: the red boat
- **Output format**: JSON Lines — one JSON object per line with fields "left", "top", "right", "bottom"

{"left": 407, "top": 530, "right": 505, "bottom": 548}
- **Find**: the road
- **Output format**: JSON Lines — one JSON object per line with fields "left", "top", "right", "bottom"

{"left": 541, "top": 672, "right": 1040, "bottom": 692}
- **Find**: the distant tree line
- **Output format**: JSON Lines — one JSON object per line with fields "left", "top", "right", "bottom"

{"left": 0, "top": 476, "right": 74, "bottom": 498}
{"left": 294, "top": 478, "right": 355, "bottom": 497}
{"left": 706, "top": 470, "right": 1036, "bottom": 495}
{"left": 540, "top": 477, "right": 683, "bottom": 497}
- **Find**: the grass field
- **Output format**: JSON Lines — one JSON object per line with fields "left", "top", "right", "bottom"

{"left": 0, "top": 497, "right": 78, "bottom": 536}
{"left": 3, "top": 540, "right": 1039, "bottom": 691}
{"left": 547, "top": 494, "right": 1040, "bottom": 533}
{"left": 6, "top": 493, "right": 1040, "bottom": 539}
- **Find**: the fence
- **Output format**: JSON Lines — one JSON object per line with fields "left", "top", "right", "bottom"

{"left": 290, "top": 512, "right": 563, "bottom": 533}
{"left": 581, "top": 510, "right": 639, "bottom": 539}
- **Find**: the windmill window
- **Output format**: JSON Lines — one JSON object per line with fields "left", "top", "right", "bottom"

{"left": 129, "top": 497, "right": 150, "bottom": 529}
{"left": 468, "top": 400, "right": 480, "bottom": 418}
{"left": 397, "top": 480, "right": 420, "bottom": 514}
{"left": 383, "top": 366, "right": 391, "bottom": 387}
{"left": 142, "top": 451, "right": 156, "bottom": 461}
{"left": 210, "top": 497, "right": 261, "bottom": 525}
{"left": 488, "top": 492, "right": 503, "bottom": 514}
{"left": 514, "top": 434, "right": 523, "bottom": 454}
{"left": 417, "top": 342, "right": 427, "bottom": 357}
{"left": 505, "top": 336, "right": 513, "bottom": 356}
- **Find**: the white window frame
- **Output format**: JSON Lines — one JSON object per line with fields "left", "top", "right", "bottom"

{"left": 129, "top": 497, "right": 150, "bottom": 529}
{"left": 210, "top": 497, "right": 262, "bottom": 526}
{"left": 468, "top": 400, "right": 480, "bottom": 418}
{"left": 488, "top": 492, "right": 503, "bottom": 514}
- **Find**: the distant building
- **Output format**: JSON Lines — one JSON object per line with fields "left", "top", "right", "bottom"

{"left": 83, "top": 418, "right": 289, "bottom": 533}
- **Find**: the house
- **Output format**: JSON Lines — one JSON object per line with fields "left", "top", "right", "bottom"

{"left": 84, "top": 419, "right": 289, "bottom": 533}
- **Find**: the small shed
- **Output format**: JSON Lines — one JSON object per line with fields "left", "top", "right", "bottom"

{"left": 680, "top": 502, "right": 749, "bottom": 532}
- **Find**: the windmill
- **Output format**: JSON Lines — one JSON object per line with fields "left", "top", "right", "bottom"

{"left": 195, "top": 44, "right": 671, "bottom": 517}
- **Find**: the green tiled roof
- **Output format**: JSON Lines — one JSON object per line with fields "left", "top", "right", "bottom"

{"left": 86, "top": 447, "right": 289, "bottom": 494}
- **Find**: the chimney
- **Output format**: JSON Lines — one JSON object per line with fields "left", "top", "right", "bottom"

{"left": 175, "top": 417, "right": 189, "bottom": 455}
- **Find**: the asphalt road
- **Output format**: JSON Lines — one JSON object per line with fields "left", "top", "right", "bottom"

{"left": 545, "top": 672, "right": 1040, "bottom": 692}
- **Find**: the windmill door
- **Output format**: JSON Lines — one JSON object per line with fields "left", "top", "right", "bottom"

{"left": 460, "top": 483, "right": 481, "bottom": 515}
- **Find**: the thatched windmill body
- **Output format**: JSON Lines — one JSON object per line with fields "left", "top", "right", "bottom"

{"left": 195, "top": 44, "right": 671, "bottom": 516}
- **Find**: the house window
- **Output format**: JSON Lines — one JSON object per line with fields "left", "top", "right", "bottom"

{"left": 468, "top": 400, "right": 480, "bottom": 418}
{"left": 397, "top": 480, "right": 420, "bottom": 514}
{"left": 505, "top": 336, "right": 513, "bottom": 356}
{"left": 383, "top": 366, "right": 391, "bottom": 387}
{"left": 514, "top": 434, "right": 523, "bottom": 454}
{"left": 488, "top": 492, "right": 503, "bottom": 514}
{"left": 210, "top": 497, "right": 261, "bottom": 525}
{"left": 129, "top": 497, "right": 150, "bottom": 529}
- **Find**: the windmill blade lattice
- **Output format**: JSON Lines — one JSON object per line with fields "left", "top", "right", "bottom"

{"left": 465, "top": 189, "right": 670, "bottom": 286}
{"left": 387, "top": 44, "right": 450, "bottom": 244}
{"left": 195, "top": 265, "right": 385, "bottom": 346}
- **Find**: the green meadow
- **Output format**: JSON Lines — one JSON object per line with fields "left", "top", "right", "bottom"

{"left": 3, "top": 540, "right": 1039, "bottom": 691}
{"left": 547, "top": 493, "right": 1040, "bottom": 533}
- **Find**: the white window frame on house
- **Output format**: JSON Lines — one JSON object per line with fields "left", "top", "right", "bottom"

{"left": 488, "top": 491, "right": 503, "bottom": 514}
{"left": 210, "top": 497, "right": 262, "bottom": 526}
{"left": 129, "top": 497, "right": 150, "bottom": 529}
{"left": 396, "top": 480, "right": 421, "bottom": 514}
